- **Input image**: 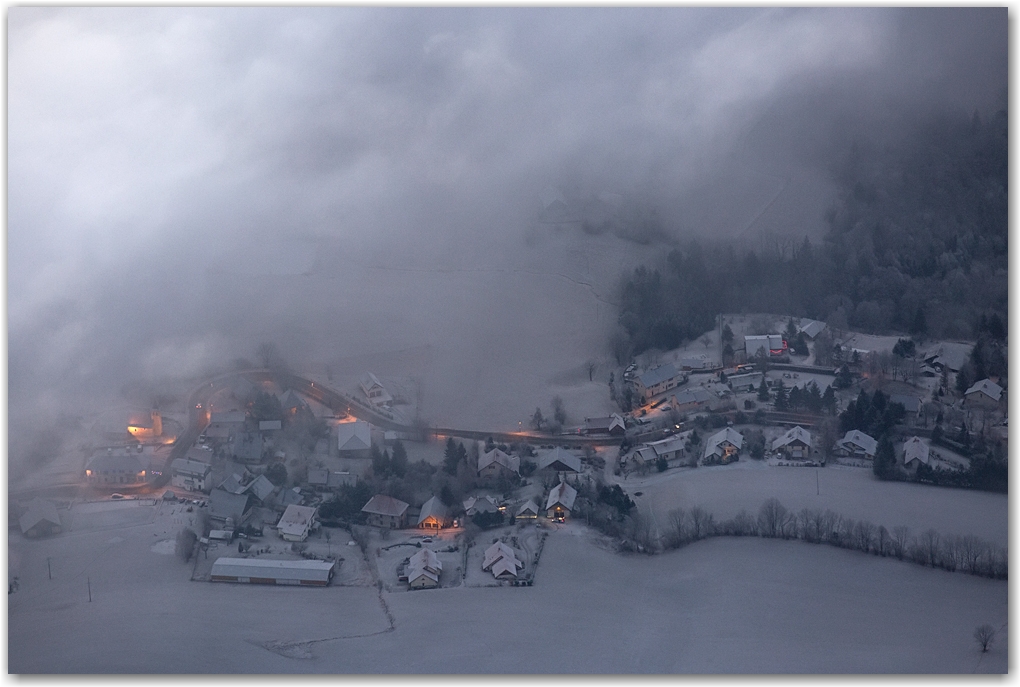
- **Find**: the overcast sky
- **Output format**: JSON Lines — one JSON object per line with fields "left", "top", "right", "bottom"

{"left": 7, "top": 8, "right": 1007, "bottom": 464}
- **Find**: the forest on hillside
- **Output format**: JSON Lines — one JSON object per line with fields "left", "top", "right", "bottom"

{"left": 615, "top": 106, "right": 1007, "bottom": 359}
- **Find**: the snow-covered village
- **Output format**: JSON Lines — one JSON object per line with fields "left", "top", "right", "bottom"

{"left": 8, "top": 7, "right": 1008, "bottom": 676}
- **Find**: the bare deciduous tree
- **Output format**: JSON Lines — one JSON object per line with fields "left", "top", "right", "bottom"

{"left": 974, "top": 624, "right": 996, "bottom": 653}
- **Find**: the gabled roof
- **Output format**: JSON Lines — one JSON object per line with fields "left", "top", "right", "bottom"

{"left": 647, "top": 435, "right": 687, "bottom": 457}
{"left": 277, "top": 504, "right": 317, "bottom": 537}
{"left": 516, "top": 500, "right": 540, "bottom": 517}
{"left": 19, "top": 498, "right": 61, "bottom": 535}
{"left": 638, "top": 363, "right": 680, "bottom": 389}
{"left": 798, "top": 319, "right": 827, "bottom": 339}
{"left": 538, "top": 447, "right": 582, "bottom": 473}
{"left": 705, "top": 427, "right": 744, "bottom": 453}
{"left": 229, "top": 432, "right": 263, "bottom": 462}
{"left": 483, "top": 541, "right": 522, "bottom": 571}
{"left": 545, "top": 481, "right": 577, "bottom": 512}
{"left": 922, "top": 343, "right": 972, "bottom": 372}
{"left": 903, "top": 436, "right": 930, "bottom": 465}
{"left": 245, "top": 475, "right": 276, "bottom": 502}
{"left": 965, "top": 378, "right": 1003, "bottom": 401}
{"left": 337, "top": 421, "right": 372, "bottom": 451}
{"left": 837, "top": 430, "right": 877, "bottom": 456}
{"left": 409, "top": 547, "right": 442, "bottom": 574}
{"left": 772, "top": 426, "right": 812, "bottom": 451}
{"left": 209, "top": 489, "right": 252, "bottom": 522}
{"left": 406, "top": 564, "right": 439, "bottom": 585}
{"left": 463, "top": 495, "right": 499, "bottom": 514}
{"left": 361, "top": 494, "right": 409, "bottom": 517}
{"left": 219, "top": 473, "right": 247, "bottom": 495}
{"left": 360, "top": 372, "right": 384, "bottom": 391}
{"left": 584, "top": 414, "right": 626, "bottom": 433}
{"left": 491, "top": 556, "right": 519, "bottom": 579}
{"left": 277, "top": 487, "right": 303, "bottom": 508}
{"left": 416, "top": 496, "right": 449, "bottom": 526}
{"left": 478, "top": 448, "right": 519, "bottom": 474}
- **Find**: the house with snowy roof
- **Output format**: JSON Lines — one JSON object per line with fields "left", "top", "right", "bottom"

{"left": 463, "top": 495, "right": 499, "bottom": 516}
{"left": 634, "top": 363, "right": 684, "bottom": 402}
{"left": 964, "top": 378, "right": 1004, "bottom": 411}
{"left": 277, "top": 504, "right": 317, "bottom": 542}
{"left": 797, "top": 319, "right": 827, "bottom": 340}
{"left": 416, "top": 496, "right": 451, "bottom": 530}
{"left": 902, "top": 436, "right": 931, "bottom": 472}
{"left": 583, "top": 413, "right": 626, "bottom": 436}
{"left": 537, "top": 447, "right": 582, "bottom": 476}
{"left": 516, "top": 500, "right": 540, "bottom": 519}
{"left": 745, "top": 334, "right": 786, "bottom": 359}
{"left": 406, "top": 548, "right": 442, "bottom": 589}
{"left": 361, "top": 494, "right": 409, "bottom": 529}
{"left": 478, "top": 448, "right": 520, "bottom": 483}
{"left": 703, "top": 427, "right": 744, "bottom": 464}
{"left": 19, "top": 498, "right": 61, "bottom": 538}
{"left": 482, "top": 541, "right": 524, "bottom": 580}
{"left": 360, "top": 372, "right": 393, "bottom": 408}
{"left": 771, "top": 426, "right": 813, "bottom": 460}
{"left": 171, "top": 458, "right": 212, "bottom": 492}
{"left": 834, "top": 430, "right": 878, "bottom": 460}
{"left": 545, "top": 481, "right": 577, "bottom": 521}
{"left": 337, "top": 420, "right": 372, "bottom": 459}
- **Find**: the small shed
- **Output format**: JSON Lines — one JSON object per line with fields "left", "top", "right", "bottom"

{"left": 19, "top": 498, "right": 61, "bottom": 538}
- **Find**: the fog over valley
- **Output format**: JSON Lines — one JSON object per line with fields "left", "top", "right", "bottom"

{"left": 7, "top": 8, "right": 1008, "bottom": 674}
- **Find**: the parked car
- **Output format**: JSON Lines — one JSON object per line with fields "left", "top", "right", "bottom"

{"left": 110, "top": 493, "right": 124, "bottom": 500}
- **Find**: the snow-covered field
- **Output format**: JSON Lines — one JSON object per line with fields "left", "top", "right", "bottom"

{"left": 9, "top": 497, "right": 1007, "bottom": 674}
{"left": 623, "top": 459, "right": 1007, "bottom": 546}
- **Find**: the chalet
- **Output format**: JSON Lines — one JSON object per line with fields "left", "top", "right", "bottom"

{"left": 745, "top": 334, "right": 786, "bottom": 358}
{"left": 634, "top": 364, "right": 684, "bottom": 403}
{"left": 210, "top": 558, "right": 334, "bottom": 586}
{"left": 515, "top": 500, "right": 540, "bottom": 519}
{"left": 728, "top": 371, "right": 763, "bottom": 393}
{"left": 208, "top": 489, "right": 253, "bottom": 527}
{"left": 337, "top": 421, "right": 372, "bottom": 459}
{"left": 482, "top": 541, "right": 524, "bottom": 580}
{"left": 477, "top": 448, "right": 520, "bottom": 482}
{"left": 171, "top": 458, "right": 212, "bottom": 492}
{"left": 463, "top": 495, "right": 499, "bottom": 516}
{"left": 228, "top": 431, "right": 264, "bottom": 464}
{"left": 127, "top": 410, "right": 162, "bottom": 439}
{"left": 19, "top": 498, "right": 61, "bottom": 538}
{"left": 545, "top": 481, "right": 577, "bottom": 521}
{"left": 277, "top": 504, "right": 317, "bottom": 542}
{"left": 797, "top": 319, "right": 827, "bottom": 340}
{"left": 583, "top": 413, "right": 626, "bottom": 436}
{"left": 205, "top": 410, "right": 246, "bottom": 440}
{"left": 834, "top": 430, "right": 878, "bottom": 460}
{"left": 964, "top": 379, "right": 1004, "bottom": 411}
{"left": 406, "top": 548, "right": 442, "bottom": 589}
{"left": 417, "top": 496, "right": 451, "bottom": 530}
{"left": 669, "top": 387, "right": 715, "bottom": 414}
{"left": 85, "top": 448, "right": 149, "bottom": 486}
{"left": 703, "top": 427, "right": 743, "bottom": 464}
{"left": 360, "top": 372, "right": 393, "bottom": 408}
{"left": 361, "top": 494, "right": 409, "bottom": 529}
{"left": 537, "top": 447, "right": 582, "bottom": 476}
{"left": 771, "top": 426, "right": 813, "bottom": 460}
{"left": 902, "top": 436, "right": 931, "bottom": 471}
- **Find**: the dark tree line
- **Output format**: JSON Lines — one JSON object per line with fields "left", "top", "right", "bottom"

{"left": 616, "top": 106, "right": 1007, "bottom": 359}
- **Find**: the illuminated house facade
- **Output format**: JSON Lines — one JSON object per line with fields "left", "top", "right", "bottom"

{"left": 85, "top": 448, "right": 149, "bottom": 486}
{"left": 127, "top": 410, "right": 162, "bottom": 439}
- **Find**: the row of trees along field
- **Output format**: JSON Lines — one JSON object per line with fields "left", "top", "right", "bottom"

{"left": 615, "top": 106, "right": 1007, "bottom": 360}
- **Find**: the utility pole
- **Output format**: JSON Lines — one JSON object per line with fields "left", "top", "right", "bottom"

{"left": 47, "top": 557, "right": 52, "bottom": 580}
{"left": 87, "top": 577, "right": 92, "bottom": 603}
{"left": 816, "top": 469, "right": 820, "bottom": 495}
